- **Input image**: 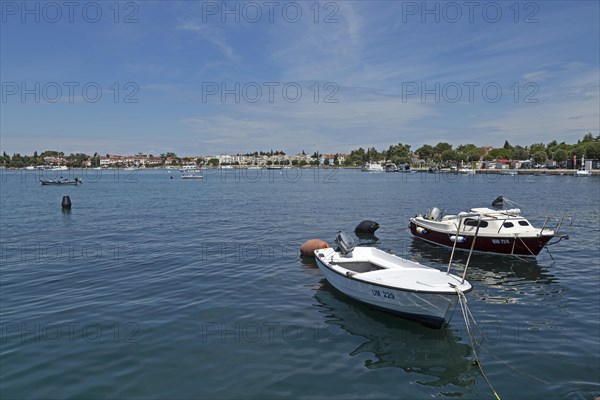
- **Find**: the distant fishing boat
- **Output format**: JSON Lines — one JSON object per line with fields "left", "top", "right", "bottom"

{"left": 40, "top": 178, "right": 82, "bottom": 185}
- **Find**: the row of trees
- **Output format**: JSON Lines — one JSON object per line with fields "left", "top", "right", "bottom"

{"left": 342, "top": 133, "right": 600, "bottom": 166}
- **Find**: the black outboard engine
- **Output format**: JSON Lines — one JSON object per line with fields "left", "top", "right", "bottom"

{"left": 334, "top": 232, "right": 356, "bottom": 255}
{"left": 492, "top": 196, "right": 504, "bottom": 209}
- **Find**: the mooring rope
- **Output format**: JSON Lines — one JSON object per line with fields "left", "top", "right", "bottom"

{"left": 455, "top": 288, "right": 502, "bottom": 400}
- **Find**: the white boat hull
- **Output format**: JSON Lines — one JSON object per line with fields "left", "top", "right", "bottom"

{"left": 314, "top": 246, "right": 470, "bottom": 328}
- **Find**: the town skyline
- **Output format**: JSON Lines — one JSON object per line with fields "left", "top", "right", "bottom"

{"left": 3, "top": 132, "right": 599, "bottom": 169}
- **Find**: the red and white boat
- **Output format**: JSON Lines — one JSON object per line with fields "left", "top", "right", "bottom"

{"left": 409, "top": 197, "right": 569, "bottom": 257}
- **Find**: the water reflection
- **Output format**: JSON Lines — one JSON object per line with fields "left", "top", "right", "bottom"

{"left": 354, "top": 231, "right": 380, "bottom": 245}
{"left": 313, "top": 282, "right": 476, "bottom": 389}
{"left": 407, "top": 238, "right": 557, "bottom": 285}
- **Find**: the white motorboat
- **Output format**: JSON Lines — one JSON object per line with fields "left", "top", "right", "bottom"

{"left": 179, "top": 165, "right": 203, "bottom": 173}
{"left": 385, "top": 163, "right": 399, "bottom": 172}
{"left": 314, "top": 232, "right": 472, "bottom": 328}
{"left": 575, "top": 157, "right": 592, "bottom": 177}
{"left": 361, "top": 162, "right": 384, "bottom": 172}
{"left": 575, "top": 169, "right": 592, "bottom": 177}
{"left": 181, "top": 174, "right": 204, "bottom": 179}
{"left": 409, "top": 196, "right": 569, "bottom": 257}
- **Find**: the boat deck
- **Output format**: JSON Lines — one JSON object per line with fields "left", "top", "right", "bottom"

{"left": 320, "top": 247, "right": 470, "bottom": 293}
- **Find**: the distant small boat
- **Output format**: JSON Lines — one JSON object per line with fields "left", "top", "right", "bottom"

{"left": 575, "top": 156, "right": 592, "bottom": 176}
{"left": 500, "top": 170, "right": 518, "bottom": 176}
{"left": 179, "top": 165, "right": 203, "bottom": 173}
{"left": 40, "top": 178, "right": 82, "bottom": 185}
{"left": 181, "top": 174, "right": 204, "bottom": 179}
{"left": 385, "top": 163, "right": 399, "bottom": 172}
{"left": 575, "top": 169, "right": 592, "bottom": 177}
{"left": 361, "top": 163, "right": 384, "bottom": 172}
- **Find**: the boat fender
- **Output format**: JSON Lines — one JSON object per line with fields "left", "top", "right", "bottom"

{"left": 450, "top": 235, "right": 465, "bottom": 243}
{"left": 416, "top": 227, "right": 427, "bottom": 234}
{"left": 355, "top": 220, "right": 379, "bottom": 233}
{"left": 61, "top": 195, "right": 72, "bottom": 209}
{"left": 300, "top": 239, "right": 330, "bottom": 257}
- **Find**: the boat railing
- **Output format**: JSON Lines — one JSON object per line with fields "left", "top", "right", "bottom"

{"left": 447, "top": 214, "right": 482, "bottom": 284}
{"left": 540, "top": 215, "right": 572, "bottom": 236}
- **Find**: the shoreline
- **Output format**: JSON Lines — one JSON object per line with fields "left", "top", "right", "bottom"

{"left": 2, "top": 166, "right": 597, "bottom": 176}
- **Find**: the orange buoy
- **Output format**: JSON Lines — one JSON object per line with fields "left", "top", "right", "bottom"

{"left": 300, "top": 239, "right": 330, "bottom": 256}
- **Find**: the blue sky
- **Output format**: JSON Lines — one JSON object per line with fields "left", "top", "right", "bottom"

{"left": 1, "top": 0, "right": 598, "bottom": 156}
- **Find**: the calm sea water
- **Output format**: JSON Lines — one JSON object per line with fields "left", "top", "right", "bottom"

{"left": 1, "top": 168, "right": 599, "bottom": 399}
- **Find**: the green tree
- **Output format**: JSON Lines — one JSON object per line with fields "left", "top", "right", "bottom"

{"left": 488, "top": 148, "right": 512, "bottom": 160}
{"left": 467, "top": 151, "right": 482, "bottom": 162}
{"left": 582, "top": 132, "right": 594, "bottom": 142}
{"left": 433, "top": 142, "right": 452, "bottom": 154}
{"left": 366, "top": 147, "right": 381, "bottom": 162}
{"left": 415, "top": 144, "right": 433, "bottom": 160}
{"left": 441, "top": 149, "right": 457, "bottom": 163}
{"left": 584, "top": 142, "right": 600, "bottom": 160}
{"left": 512, "top": 146, "right": 529, "bottom": 160}
{"left": 531, "top": 151, "right": 547, "bottom": 165}
{"left": 384, "top": 143, "right": 412, "bottom": 164}
{"left": 552, "top": 148, "right": 568, "bottom": 162}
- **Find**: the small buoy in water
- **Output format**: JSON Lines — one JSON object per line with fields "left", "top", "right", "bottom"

{"left": 170, "top": 176, "right": 173, "bottom": 179}
{"left": 300, "top": 239, "right": 330, "bottom": 256}
{"left": 61, "top": 195, "right": 72, "bottom": 209}
{"left": 355, "top": 220, "right": 379, "bottom": 233}
{"left": 416, "top": 226, "right": 427, "bottom": 234}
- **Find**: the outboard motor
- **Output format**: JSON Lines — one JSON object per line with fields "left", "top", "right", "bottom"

{"left": 424, "top": 207, "right": 441, "bottom": 221}
{"left": 492, "top": 196, "right": 504, "bottom": 209}
{"left": 334, "top": 232, "right": 356, "bottom": 255}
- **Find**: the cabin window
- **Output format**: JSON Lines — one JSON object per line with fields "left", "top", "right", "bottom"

{"left": 464, "top": 219, "right": 489, "bottom": 228}
{"left": 503, "top": 222, "right": 515, "bottom": 228}
{"left": 518, "top": 221, "right": 529, "bottom": 226}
